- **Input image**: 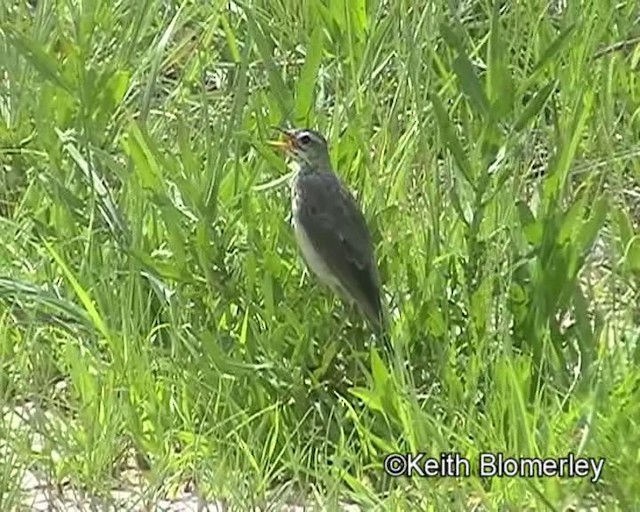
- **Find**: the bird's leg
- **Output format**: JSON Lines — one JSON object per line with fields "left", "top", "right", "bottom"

{"left": 329, "top": 302, "right": 371, "bottom": 389}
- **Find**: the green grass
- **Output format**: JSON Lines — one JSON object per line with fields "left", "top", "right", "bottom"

{"left": 1, "top": 0, "right": 639, "bottom": 510}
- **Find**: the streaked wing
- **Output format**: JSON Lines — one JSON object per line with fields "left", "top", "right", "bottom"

{"left": 295, "top": 171, "right": 384, "bottom": 330}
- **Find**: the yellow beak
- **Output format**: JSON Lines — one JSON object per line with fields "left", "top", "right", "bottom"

{"left": 267, "top": 127, "right": 294, "bottom": 152}
{"left": 266, "top": 139, "right": 291, "bottom": 150}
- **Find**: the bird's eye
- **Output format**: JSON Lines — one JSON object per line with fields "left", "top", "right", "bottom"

{"left": 299, "top": 134, "right": 311, "bottom": 145}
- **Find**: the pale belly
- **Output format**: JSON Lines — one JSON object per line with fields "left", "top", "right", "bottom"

{"left": 292, "top": 214, "right": 341, "bottom": 290}
{"left": 290, "top": 179, "right": 344, "bottom": 294}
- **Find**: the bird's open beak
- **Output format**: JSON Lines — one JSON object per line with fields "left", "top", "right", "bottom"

{"left": 267, "top": 127, "right": 294, "bottom": 152}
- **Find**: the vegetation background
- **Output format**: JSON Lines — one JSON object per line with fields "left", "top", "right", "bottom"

{"left": 1, "top": 0, "right": 639, "bottom": 510}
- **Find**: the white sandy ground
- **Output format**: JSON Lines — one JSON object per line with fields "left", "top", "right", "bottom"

{"left": 2, "top": 401, "right": 612, "bottom": 511}
{"left": 1, "top": 403, "right": 366, "bottom": 512}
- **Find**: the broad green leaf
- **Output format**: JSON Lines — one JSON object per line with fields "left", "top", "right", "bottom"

{"left": 613, "top": 204, "right": 635, "bottom": 250}
{"left": 487, "top": 0, "right": 513, "bottom": 118}
{"left": 530, "top": 23, "right": 577, "bottom": 78}
{"left": 37, "top": 173, "right": 86, "bottom": 215}
{"left": 44, "top": 241, "right": 112, "bottom": 343}
{"left": 263, "top": 271, "right": 274, "bottom": 320}
{"left": 543, "top": 91, "right": 593, "bottom": 206}
{"left": 625, "top": 238, "right": 640, "bottom": 273}
{"left": 349, "top": 387, "right": 383, "bottom": 413}
{"left": 204, "top": 42, "right": 251, "bottom": 214}
{"left": 4, "top": 27, "right": 75, "bottom": 94}
{"left": 514, "top": 81, "right": 556, "bottom": 133}
{"left": 558, "top": 193, "right": 587, "bottom": 245}
{"left": 139, "top": 4, "right": 183, "bottom": 121}
{"left": 131, "top": 250, "right": 186, "bottom": 281}
{"left": 441, "top": 24, "right": 494, "bottom": 124}
{"left": 448, "top": 186, "right": 471, "bottom": 228}
{"left": 0, "top": 277, "right": 89, "bottom": 327}
{"left": 295, "top": 25, "right": 324, "bottom": 122}
{"left": 452, "top": 54, "right": 492, "bottom": 121}
{"left": 329, "top": 0, "right": 346, "bottom": 32}
{"left": 155, "top": 198, "right": 188, "bottom": 271}
{"left": 244, "top": 9, "right": 292, "bottom": 118}
{"left": 122, "top": 119, "right": 165, "bottom": 194}
{"left": 63, "top": 343, "right": 99, "bottom": 405}
{"left": 220, "top": 11, "right": 241, "bottom": 63}
{"left": 194, "top": 221, "right": 217, "bottom": 292}
{"left": 347, "top": 0, "right": 368, "bottom": 40}
{"left": 239, "top": 307, "right": 250, "bottom": 345}
{"left": 430, "top": 91, "right": 475, "bottom": 188}
{"left": 575, "top": 194, "right": 608, "bottom": 259}
{"left": 370, "top": 346, "right": 389, "bottom": 391}
{"left": 371, "top": 347, "right": 399, "bottom": 421}
{"left": 253, "top": 169, "right": 296, "bottom": 193}
{"left": 312, "top": 340, "right": 340, "bottom": 381}
{"left": 57, "top": 130, "right": 127, "bottom": 241}
{"left": 176, "top": 115, "right": 198, "bottom": 182}
{"left": 426, "top": 307, "right": 446, "bottom": 338}
{"left": 103, "top": 69, "right": 130, "bottom": 108}
{"left": 516, "top": 200, "right": 543, "bottom": 245}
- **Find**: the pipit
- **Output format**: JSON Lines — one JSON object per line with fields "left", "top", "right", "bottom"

{"left": 268, "top": 127, "right": 386, "bottom": 336}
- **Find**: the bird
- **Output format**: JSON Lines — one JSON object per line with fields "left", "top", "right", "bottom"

{"left": 267, "top": 127, "right": 387, "bottom": 337}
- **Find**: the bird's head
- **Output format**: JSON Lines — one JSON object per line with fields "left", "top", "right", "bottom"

{"left": 268, "top": 128, "right": 331, "bottom": 169}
